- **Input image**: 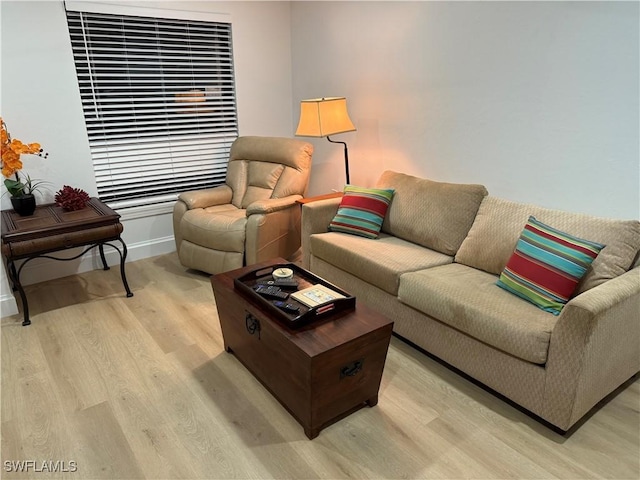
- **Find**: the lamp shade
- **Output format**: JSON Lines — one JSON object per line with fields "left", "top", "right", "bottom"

{"left": 295, "top": 97, "right": 356, "bottom": 137}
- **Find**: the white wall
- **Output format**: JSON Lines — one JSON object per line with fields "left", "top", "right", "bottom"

{"left": 1, "top": 1, "right": 294, "bottom": 316}
{"left": 291, "top": 1, "right": 640, "bottom": 220}
{"left": 2, "top": 1, "right": 639, "bottom": 316}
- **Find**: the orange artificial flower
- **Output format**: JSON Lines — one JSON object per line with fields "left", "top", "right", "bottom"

{"left": 1, "top": 152, "right": 22, "bottom": 178}
{"left": 0, "top": 117, "right": 48, "bottom": 179}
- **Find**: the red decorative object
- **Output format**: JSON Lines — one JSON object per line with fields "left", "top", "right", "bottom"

{"left": 55, "top": 185, "right": 91, "bottom": 211}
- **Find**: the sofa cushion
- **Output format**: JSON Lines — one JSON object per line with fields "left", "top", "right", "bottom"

{"left": 310, "top": 232, "right": 453, "bottom": 295}
{"left": 398, "top": 263, "right": 559, "bottom": 364}
{"left": 455, "top": 196, "right": 640, "bottom": 294}
{"left": 329, "top": 185, "right": 394, "bottom": 239}
{"left": 497, "top": 216, "right": 605, "bottom": 315}
{"left": 181, "top": 204, "right": 246, "bottom": 252}
{"left": 375, "top": 170, "right": 488, "bottom": 256}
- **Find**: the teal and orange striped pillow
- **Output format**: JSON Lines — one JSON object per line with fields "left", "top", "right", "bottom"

{"left": 496, "top": 216, "right": 605, "bottom": 315}
{"left": 329, "top": 185, "right": 395, "bottom": 239}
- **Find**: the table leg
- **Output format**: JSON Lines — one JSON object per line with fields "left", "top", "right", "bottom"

{"left": 100, "top": 240, "right": 133, "bottom": 298}
{"left": 6, "top": 259, "right": 30, "bottom": 326}
{"left": 115, "top": 239, "right": 133, "bottom": 298}
{"left": 98, "top": 244, "right": 110, "bottom": 270}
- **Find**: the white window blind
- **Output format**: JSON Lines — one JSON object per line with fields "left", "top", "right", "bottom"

{"left": 65, "top": 6, "right": 238, "bottom": 209}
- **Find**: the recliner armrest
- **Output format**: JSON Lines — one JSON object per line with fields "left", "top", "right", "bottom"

{"left": 178, "top": 185, "right": 233, "bottom": 209}
{"left": 246, "top": 195, "right": 302, "bottom": 215}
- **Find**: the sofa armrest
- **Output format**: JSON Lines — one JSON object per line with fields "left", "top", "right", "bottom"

{"left": 246, "top": 195, "right": 302, "bottom": 215}
{"left": 542, "top": 267, "right": 640, "bottom": 430}
{"left": 300, "top": 197, "right": 342, "bottom": 269}
{"left": 178, "top": 185, "right": 233, "bottom": 210}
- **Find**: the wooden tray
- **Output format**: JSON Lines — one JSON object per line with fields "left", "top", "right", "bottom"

{"left": 233, "top": 263, "right": 356, "bottom": 327}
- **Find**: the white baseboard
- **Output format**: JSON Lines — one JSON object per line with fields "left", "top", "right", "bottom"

{"left": 0, "top": 236, "right": 176, "bottom": 318}
{"left": 1, "top": 293, "right": 19, "bottom": 318}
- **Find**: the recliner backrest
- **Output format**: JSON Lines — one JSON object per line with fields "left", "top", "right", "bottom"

{"left": 225, "top": 136, "right": 313, "bottom": 209}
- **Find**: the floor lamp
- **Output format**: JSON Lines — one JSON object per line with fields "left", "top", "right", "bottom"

{"left": 295, "top": 97, "right": 356, "bottom": 185}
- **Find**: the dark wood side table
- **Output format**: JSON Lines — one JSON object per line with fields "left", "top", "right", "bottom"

{"left": 1, "top": 197, "right": 133, "bottom": 326}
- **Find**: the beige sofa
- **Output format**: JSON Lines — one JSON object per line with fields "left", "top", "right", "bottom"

{"left": 301, "top": 170, "right": 640, "bottom": 432}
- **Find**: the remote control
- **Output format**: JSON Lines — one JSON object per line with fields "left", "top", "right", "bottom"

{"left": 256, "top": 278, "right": 299, "bottom": 289}
{"left": 273, "top": 300, "right": 300, "bottom": 314}
{"left": 254, "top": 285, "right": 289, "bottom": 300}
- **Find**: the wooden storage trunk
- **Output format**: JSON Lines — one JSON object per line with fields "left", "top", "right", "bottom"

{"left": 211, "top": 260, "right": 394, "bottom": 439}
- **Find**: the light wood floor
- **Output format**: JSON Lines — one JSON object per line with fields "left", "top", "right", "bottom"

{"left": 2, "top": 252, "right": 639, "bottom": 479}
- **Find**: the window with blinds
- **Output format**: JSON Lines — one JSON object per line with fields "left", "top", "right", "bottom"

{"left": 65, "top": 6, "right": 238, "bottom": 209}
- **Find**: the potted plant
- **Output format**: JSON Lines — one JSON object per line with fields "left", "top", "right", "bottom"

{"left": 1, "top": 117, "right": 48, "bottom": 216}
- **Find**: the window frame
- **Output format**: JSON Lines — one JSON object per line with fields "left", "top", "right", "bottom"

{"left": 65, "top": 1, "right": 238, "bottom": 210}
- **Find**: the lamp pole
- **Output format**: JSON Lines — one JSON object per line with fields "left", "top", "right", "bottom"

{"left": 327, "top": 136, "right": 350, "bottom": 185}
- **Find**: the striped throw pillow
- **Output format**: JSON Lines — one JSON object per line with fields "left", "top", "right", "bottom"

{"left": 329, "top": 185, "right": 395, "bottom": 239}
{"left": 496, "top": 216, "right": 605, "bottom": 315}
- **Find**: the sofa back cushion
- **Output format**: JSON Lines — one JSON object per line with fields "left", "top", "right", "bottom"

{"left": 375, "top": 171, "right": 488, "bottom": 256}
{"left": 455, "top": 196, "right": 640, "bottom": 294}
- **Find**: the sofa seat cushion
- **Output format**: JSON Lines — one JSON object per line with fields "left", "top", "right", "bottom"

{"left": 455, "top": 196, "right": 640, "bottom": 294}
{"left": 310, "top": 232, "right": 453, "bottom": 295}
{"left": 181, "top": 204, "right": 247, "bottom": 252}
{"left": 398, "top": 263, "right": 559, "bottom": 364}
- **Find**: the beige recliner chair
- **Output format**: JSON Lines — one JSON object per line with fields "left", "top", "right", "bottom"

{"left": 173, "top": 136, "right": 313, "bottom": 274}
